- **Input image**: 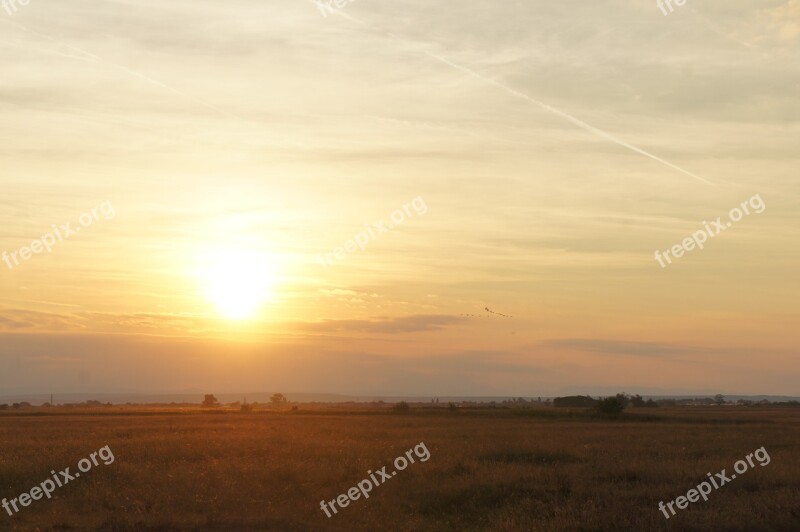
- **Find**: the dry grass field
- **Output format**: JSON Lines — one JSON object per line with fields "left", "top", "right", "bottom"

{"left": 0, "top": 406, "right": 798, "bottom": 531}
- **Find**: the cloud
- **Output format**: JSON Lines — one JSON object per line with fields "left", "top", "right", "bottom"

{"left": 542, "top": 338, "right": 694, "bottom": 357}
{"left": 0, "top": 308, "right": 218, "bottom": 335}
{"left": 540, "top": 338, "right": 773, "bottom": 358}
{"left": 757, "top": 0, "right": 800, "bottom": 43}
{"left": 297, "top": 314, "right": 465, "bottom": 334}
{"left": 0, "top": 309, "right": 83, "bottom": 331}
{"left": 0, "top": 334, "right": 539, "bottom": 396}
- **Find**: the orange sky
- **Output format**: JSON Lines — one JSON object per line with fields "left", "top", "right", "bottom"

{"left": 0, "top": 0, "right": 798, "bottom": 397}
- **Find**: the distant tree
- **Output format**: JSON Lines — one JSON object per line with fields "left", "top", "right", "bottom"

{"left": 202, "top": 394, "right": 219, "bottom": 407}
{"left": 270, "top": 393, "right": 287, "bottom": 406}
{"left": 615, "top": 393, "right": 631, "bottom": 408}
{"left": 596, "top": 396, "right": 626, "bottom": 416}
{"left": 630, "top": 395, "right": 646, "bottom": 407}
{"left": 714, "top": 394, "right": 725, "bottom": 406}
{"left": 644, "top": 399, "right": 659, "bottom": 408}
{"left": 553, "top": 395, "right": 598, "bottom": 408}
{"left": 393, "top": 401, "right": 410, "bottom": 412}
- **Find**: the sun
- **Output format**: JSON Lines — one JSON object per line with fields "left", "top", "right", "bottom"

{"left": 200, "top": 247, "right": 277, "bottom": 320}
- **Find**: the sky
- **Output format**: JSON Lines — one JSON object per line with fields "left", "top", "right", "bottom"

{"left": 0, "top": 0, "right": 798, "bottom": 397}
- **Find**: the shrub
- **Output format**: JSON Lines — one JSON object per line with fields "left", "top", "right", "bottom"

{"left": 393, "top": 401, "right": 410, "bottom": 412}
{"left": 270, "top": 393, "right": 287, "bottom": 406}
{"left": 630, "top": 395, "right": 646, "bottom": 407}
{"left": 553, "top": 395, "right": 598, "bottom": 408}
{"left": 596, "top": 396, "right": 625, "bottom": 416}
{"left": 202, "top": 394, "right": 219, "bottom": 407}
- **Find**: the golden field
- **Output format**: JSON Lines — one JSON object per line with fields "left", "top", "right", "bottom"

{"left": 0, "top": 406, "right": 798, "bottom": 531}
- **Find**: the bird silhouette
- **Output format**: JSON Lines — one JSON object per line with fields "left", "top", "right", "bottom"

{"left": 485, "top": 306, "right": 512, "bottom": 318}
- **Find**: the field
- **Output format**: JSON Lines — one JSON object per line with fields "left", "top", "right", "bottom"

{"left": 0, "top": 406, "right": 798, "bottom": 531}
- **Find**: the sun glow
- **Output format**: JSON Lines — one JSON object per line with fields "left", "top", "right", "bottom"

{"left": 201, "top": 247, "right": 277, "bottom": 320}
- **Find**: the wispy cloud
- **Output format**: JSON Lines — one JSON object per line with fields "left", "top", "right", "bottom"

{"left": 298, "top": 315, "right": 465, "bottom": 334}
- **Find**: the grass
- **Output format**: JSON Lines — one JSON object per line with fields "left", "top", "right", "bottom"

{"left": 0, "top": 406, "right": 797, "bottom": 531}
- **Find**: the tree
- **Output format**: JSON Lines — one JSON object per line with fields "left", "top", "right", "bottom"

{"left": 630, "top": 394, "right": 646, "bottom": 407}
{"left": 553, "top": 395, "right": 598, "bottom": 408}
{"left": 202, "top": 394, "right": 219, "bottom": 407}
{"left": 270, "top": 393, "right": 287, "bottom": 406}
{"left": 615, "top": 393, "right": 631, "bottom": 408}
{"left": 714, "top": 394, "right": 725, "bottom": 406}
{"left": 393, "top": 401, "right": 410, "bottom": 412}
{"left": 596, "top": 395, "right": 626, "bottom": 416}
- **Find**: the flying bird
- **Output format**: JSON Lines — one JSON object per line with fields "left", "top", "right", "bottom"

{"left": 485, "top": 307, "right": 513, "bottom": 318}
{"left": 459, "top": 307, "right": 514, "bottom": 318}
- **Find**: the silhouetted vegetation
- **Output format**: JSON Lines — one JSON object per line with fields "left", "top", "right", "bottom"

{"left": 201, "top": 394, "right": 219, "bottom": 407}
{"left": 553, "top": 395, "right": 598, "bottom": 407}
{"left": 596, "top": 396, "right": 626, "bottom": 416}
{"left": 393, "top": 401, "right": 410, "bottom": 412}
{"left": 270, "top": 393, "right": 287, "bottom": 406}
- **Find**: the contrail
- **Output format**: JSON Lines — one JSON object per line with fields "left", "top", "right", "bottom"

{"left": 318, "top": 5, "right": 714, "bottom": 186}
{"left": 424, "top": 51, "right": 713, "bottom": 186}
